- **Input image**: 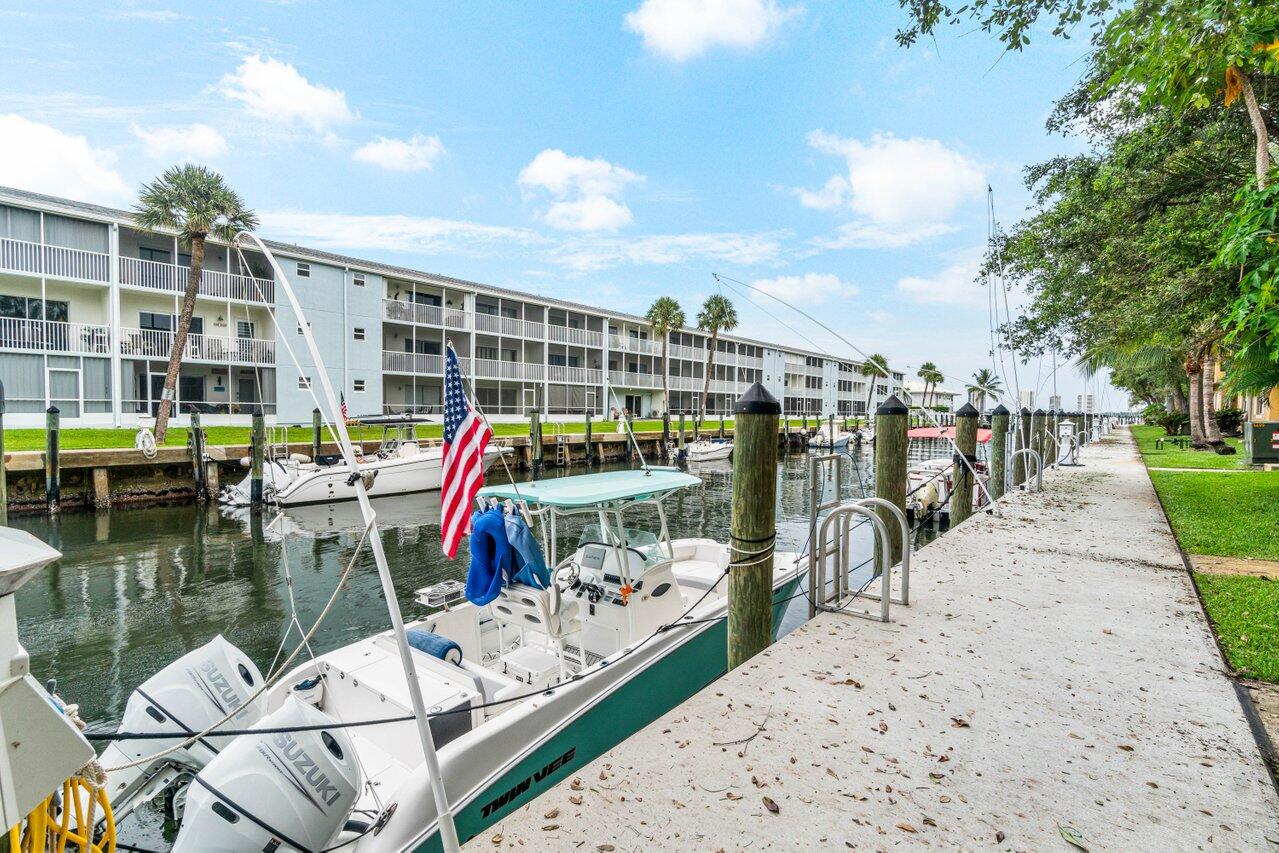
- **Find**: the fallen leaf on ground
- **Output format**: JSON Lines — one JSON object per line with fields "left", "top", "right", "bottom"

{"left": 896, "top": 822, "right": 917, "bottom": 833}
{"left": 1058, "top": 824, "right": 1088, "bottom": 851}
{"left": 763, "top": 796, "right": 780, "bottom": 814}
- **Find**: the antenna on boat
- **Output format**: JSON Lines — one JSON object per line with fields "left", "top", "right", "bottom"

{"left": 232, "top": 233, "right": 462, "bottom": 852}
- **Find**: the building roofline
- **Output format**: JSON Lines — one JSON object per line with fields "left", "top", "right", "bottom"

{"left": 0, "top": 184, "right": 875, "bottom": 368}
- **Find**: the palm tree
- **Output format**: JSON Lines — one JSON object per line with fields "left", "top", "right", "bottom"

{"left": 696, "top": 294, "right": 737, "bottom": 428}
{"left": 644, "top": 296, "right": 685, "bottom": 415}
{"left": 861, "top": 353, "right": 891, "bottom": 421}
{"left": 916, "top": 362, "right": 938, "bottom": 409}
{"left": 135, "top": 165, "right": 257, "bottom": 441}
{"left": 967, "top": 368, "right": 1003, "bottom": 414}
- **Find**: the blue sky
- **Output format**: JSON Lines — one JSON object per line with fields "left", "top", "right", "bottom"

{"left": 0, "top": 0, "right": 1116, "bottom": 409}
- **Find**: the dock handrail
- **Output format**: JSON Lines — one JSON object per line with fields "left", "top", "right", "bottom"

{"left": 855, "top": 496, "right": 910, "bottom": 606}
{"left": 1009, "top": 448, "right": 1043, "bottom": 492}
{"left": 816, "top": 503, "right": 893, "bottom": 622}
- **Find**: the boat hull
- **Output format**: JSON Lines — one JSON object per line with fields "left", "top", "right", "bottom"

{"left": 376, "top": 574, "right": 801, "bottom": 852}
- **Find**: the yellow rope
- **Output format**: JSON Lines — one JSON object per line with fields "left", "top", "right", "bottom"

{"left": 5, "top": 778, "right": 115, "bottom": 853}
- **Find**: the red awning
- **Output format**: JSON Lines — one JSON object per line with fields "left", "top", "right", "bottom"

{"left": 908, "top": 426, "right": 992, "bottom": 443}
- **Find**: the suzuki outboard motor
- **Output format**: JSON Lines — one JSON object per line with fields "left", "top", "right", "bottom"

{"left": 174, "top": 696, "right": 361, "bottom": 852}
{"left": 101, "top": 635, "right": 265, "bottom": 811}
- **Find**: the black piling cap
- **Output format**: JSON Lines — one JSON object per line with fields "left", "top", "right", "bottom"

{"left": 734, "top": 382, "right": 781, "bottom": 415}
{"left": 956, "top": 402, "right": 979, "bottom": 417}
{"left": 1020, "top": 406, "right": 1032, "bottom": 415}
{"left": 1033, "top": 408, "right": 1045, "bottom": 416}
{"left": 991, "top": 404, "right": 1010, "bottom": 416}
{"left": 875, "top": 394, "right": 909, "bottom": 416}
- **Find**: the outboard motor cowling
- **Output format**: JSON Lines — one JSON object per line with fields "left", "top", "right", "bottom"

{"left": 174, "top": 696, "right": 361, "bottom": 853}
{"left": 101, "top": 635, "right": 265, "bottom": 808}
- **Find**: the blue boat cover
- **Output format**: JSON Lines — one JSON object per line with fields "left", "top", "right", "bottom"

{"left": 406, "top": 628, "right": 462, "bottom": 664}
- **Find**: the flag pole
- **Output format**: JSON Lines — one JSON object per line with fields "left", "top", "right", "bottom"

{"left": 234, "top": 233, "right": 461, "bottom": 852}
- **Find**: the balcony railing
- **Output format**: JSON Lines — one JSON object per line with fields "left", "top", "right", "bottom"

{"left": 0, "top": 237, "right": 110, "bottom": 283}
{"left": 608, "top": 334, "right": 662, "bottom": 356}
{"left": 473, "top": 312, "right": 545, "bottom": 339}
{"left": 547, "top": 365, "right": 603, "bottom": 384}
{"left": 119, "top": 257, "right": 274, "bottom": 303}
{"left": 473, "top": 359, "right": 543, "bottom": 382}
{"left": 382, "top": 350, "right": 446, "bottom": 374}
{"left": 119, "top": 327, "right": 275, "bottom": 365}
{"left": 382, "top": 298, "right": 470, "bottom": 330}
{"left": 548, "top": 324, "right": 603, "bottom": 348}
{"left": 608, "top": 370, "right": 662, "bottom": 389}
{"left": 0, "top": 318, "right": 111, "bottom": 355}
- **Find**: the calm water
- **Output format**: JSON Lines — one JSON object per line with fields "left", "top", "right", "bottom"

{"left": 14, "top": 440, "right": 951, "bottom": 731}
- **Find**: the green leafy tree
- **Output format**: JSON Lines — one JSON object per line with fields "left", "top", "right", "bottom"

{"left": 916, "top": 361, "right": 940, "bottom": 408}
{"left": 696, "top": 294, "right": 737, "bottom": 428}
{"left": 134, "top": 165, "right": 258, "bottom": 441}
{"left": 967, "top": 367, "right": 1004, "bottom": 413}
{"left": 644, "top": 296, "right": 685, "bottom": 415}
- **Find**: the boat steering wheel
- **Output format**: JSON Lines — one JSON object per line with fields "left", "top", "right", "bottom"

{"left": 554, "top": 561, "right": 580, "bottom": 592}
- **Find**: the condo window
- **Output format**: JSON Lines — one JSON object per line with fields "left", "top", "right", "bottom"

{"left": 298, "top": 376, "right": 311, "bottom": 389}
{"left": 476, "top": 346, "right": 499, "bottom": 361}
{"left": 297, "top": 321, "right": 310, "bottom": 336}
{"left": 353, "top": 379, "right": 366, "bottom": 392}
{"left": 353, "top": 327, "right": 365, "bottom": 341}
{"left": 353, "top": 273, "right": 365, "bottom": 287}
{"left": 296, "top": 262, "right": 311, "bottom": 278}
{"left": 0, "top": 296, "right": 68, "bottom": 322}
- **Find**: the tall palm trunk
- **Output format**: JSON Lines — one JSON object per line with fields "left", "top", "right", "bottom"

{"left": 698, "top": 331, "right": 718, "bottom": 430}
{"left": 1237, "top": 69, "right": 1272, "bottom": 188}
{"left": 154, "top": 236, "right": 204, "bottom": 442}
{"left": 1202, "top": 356, "right": 1225, "bottom": 445}
{"left": 1185, "top": 357, "right": 1207, "bottom": 448}
{"left": 660, "top": 336, "right": 670, "bottom": 415}
{"left": 1171, "top": 386, "right": 1188, "bottom": 413}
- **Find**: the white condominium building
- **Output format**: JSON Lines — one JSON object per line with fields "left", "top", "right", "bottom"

{"left": 0, "top": 186, "right": 904, "bottom": 426}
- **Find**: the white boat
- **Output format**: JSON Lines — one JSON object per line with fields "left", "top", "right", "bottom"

{"left": 99, "top": 468, "right": 803, "bottom": 851}
{"left": 684, "top": 437, "right": 733, "bottom": 462}
{"left": 807, "top": 427, "right": 854, "bottom": 449}
{"left": 218, "top": 418, "right": 509, "bottom": 507}
{"left": 906, "top": 456, "right": 989, "bottom": 516}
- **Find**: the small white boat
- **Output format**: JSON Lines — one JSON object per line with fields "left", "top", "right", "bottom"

{"left": 906, "top": 456, "right": 989, "bottom": 515}
{"left": 218, "top": 418, "right": 508, "bottom": 507}
{"left": 101, "top": 469, "right": 803, "bottom": 851}
{"left": 807, "top": 428, "right": 854, "bottom": 449}
{"left": 685, "top": 437, "right": 733, "bottom": 462}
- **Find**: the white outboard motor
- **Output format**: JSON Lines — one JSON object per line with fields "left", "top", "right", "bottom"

{"left": 101, "top": 635, "right": 265, "bottom": 811}
{"left": 174, "top": 696, "right": 361, "bottom": 853}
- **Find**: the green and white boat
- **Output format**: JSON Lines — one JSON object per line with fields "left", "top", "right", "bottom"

{"left": 101, "top": 467, "right": 803, "bottom": 852}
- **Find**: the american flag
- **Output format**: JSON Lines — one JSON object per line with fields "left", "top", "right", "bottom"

{"left": 340, "top": 392, "right": 349, "bottom": 422}
{"left": 441, "top": 343, "right": 492, "bottom": 558}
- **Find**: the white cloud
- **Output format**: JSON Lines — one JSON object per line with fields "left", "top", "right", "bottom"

{"left": 799, "top": 130, "right": 985, "bottom": 249}
{"left": 260, "top": 211, "right": 541, "bottom": 257}
{"left": 518, "top": 149, "right": 642, "bottom": 232}
{"left": 109, "top": 9, "right": 184, "bottom": 22}
{"left": 217, "top": 55, "right": 354, "bottom": 132}
{"left": 0, "top": 115, "right": 128, "bottom": 204}
{"left": 131, "top": 123, "right": 227, "bottom": 160}
{"left": 353, "top": 134, "right": 445, "bottom": 172}
{"left": 751, "top": 272, "right": 857, "bottom": 304}
{"left": 625, "top": 0, "right": 803, "bottom": 61}
{"left": 548, "top": 230, "right": 788, "bottom": 272}
{"left": 897, "top": 247, "right": 985, "bottom": 305}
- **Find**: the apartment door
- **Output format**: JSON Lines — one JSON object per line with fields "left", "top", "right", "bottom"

{"left": 238, "top": 375, "right": 259, "bottom": 414}
{"left": 47, "top": 368, "right": 82, "bottom": 418}
{"left": 624, "top": 394, "right": 642, "bottom": 417}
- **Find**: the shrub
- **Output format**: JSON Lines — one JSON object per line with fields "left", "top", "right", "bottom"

{"left": 1215, "top": 407, "right": 1245, "bottom": 436}
{"left": 1155, "top": 410, "right": 1190, "bottom": 435}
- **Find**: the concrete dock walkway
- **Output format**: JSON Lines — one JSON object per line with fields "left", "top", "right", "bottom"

{"left": 476, "top": 431, "right": 1279, "bottom": 850}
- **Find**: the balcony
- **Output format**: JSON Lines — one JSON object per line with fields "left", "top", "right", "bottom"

{"left": 547, "top": 364, "right": 603, "bottom": 384}
{"left": 473, "top": 311, "right": 545, "bottom": 339}
{"left": 548, "top": 324, "right": 603, "bottom": 348}
{"left": 383, "top": 350, "right": 446, "bottom": 374}
{"left": 0, "top": 318, "right": 111, "bottom": 355}
{"left": 382, "top": 298, "right": 469, "bottom": 330}
{"left": 120, "top": 257, "right": 274, "bottom": 304}
{"left": 119, "top": 327, "right": 275, "bottom": 365}
{"left": 608, "top": 334, "right": 661, "bottom": 356}
{"left": 608, "top": 370, "right": 662, "bottom": 390}
{"left": 473, "top": 359, "right": 543, "bottom": 382}
{"left": 0, "top": 237, "right": 110, "bottom": 283}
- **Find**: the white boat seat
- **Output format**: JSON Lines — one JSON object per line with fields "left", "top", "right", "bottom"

{"left": 673, "top": 559, "right": 728, "bottom": 592}
{"left": 491, "top": 582, "right": 582, "bottom": 639}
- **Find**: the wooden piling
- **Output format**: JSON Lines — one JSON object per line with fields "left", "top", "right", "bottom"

{"left": 584, "top": 409, "right": 594, "bottom": 466}
{"left": 873, "top": 394, "right": 909, "bottom": 567}
{"left": 728, "top": 383, "right": 780, "bottom": 671}
{"left": 250, "top": 413, "right": 265, "bottom": 507}
{"left": 719, "top": 413, "right": 726, "bottom": 439}
{"left": 45, "top": 406, "right": 60, "bottom": 513}
{"left": 951, "top": 403, "right": 979, "bottom": 526}
{"left": 312, "top": 407, "right": 323, "bottom": 461}
{"left": 1031, "top": 409, "right": 1045, "bottom": 475}
{"left": 989, "top": 405, "right": 1009, "bottom": 502}
{"left": 677, "top": 412, "right": 687, "bottom": 465}
{"left": 1014, "top": 407, "right": 1031, "bottom": 487}
{"left": 662, "top": 410, "right": 671, "bottom": 458}
{"left": 530, "top": 410, "right": 543, "bottom": 479}
{"left": 92, "top": 467, "right": 110, "bottom": 510}
{"left": 189, "top": 408, "right": 207, "bottom": 501}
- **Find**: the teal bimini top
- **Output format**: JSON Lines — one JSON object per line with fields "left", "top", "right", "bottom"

{"left": 476, "top": 468, "right": 700, "bottom": 508}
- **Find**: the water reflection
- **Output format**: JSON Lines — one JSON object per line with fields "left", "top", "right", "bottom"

{"left": 14, "top": 444, "right": 952, "bottom": 730}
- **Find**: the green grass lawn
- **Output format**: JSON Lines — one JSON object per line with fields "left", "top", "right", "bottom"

{"left": 1131, "top": 424, "right": 1247, "bottom": 469}
{"left": 1193, "top": 573, "right": 1279, "bottom": 683}
{"left": 1148, "top": 470, "right": 1279, "bottom": 561}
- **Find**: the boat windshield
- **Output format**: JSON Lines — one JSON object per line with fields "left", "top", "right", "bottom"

{"left": 576, "top": 523, "right": 665, "bottom": 567}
